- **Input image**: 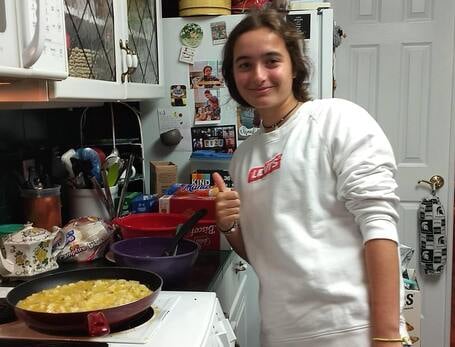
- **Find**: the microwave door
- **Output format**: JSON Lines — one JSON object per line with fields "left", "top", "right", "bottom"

{"left": 0, "top": 0, "right": 22, "bottom": 75}
{"left": 0, "top": 0, "right": 44, "bottom": 78}
{"left": 0, "top": 0, "right": 67, "bottom": 80}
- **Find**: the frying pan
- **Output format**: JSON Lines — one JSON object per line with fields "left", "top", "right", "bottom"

{"left": 6, "top": 267, "right": 162, "bottom": 337}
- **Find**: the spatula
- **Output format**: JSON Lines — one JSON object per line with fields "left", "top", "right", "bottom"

{"left": 161, "top": 208, "right": 208, "bottom": 256}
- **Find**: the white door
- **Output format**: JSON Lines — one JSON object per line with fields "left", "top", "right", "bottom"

{"left": 331, "top": 1, "right": 455, "bottom": 346}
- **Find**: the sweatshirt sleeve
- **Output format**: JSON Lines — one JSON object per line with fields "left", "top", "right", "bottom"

{"left": 320, "top": 99, "right": 400, "bottom": 244}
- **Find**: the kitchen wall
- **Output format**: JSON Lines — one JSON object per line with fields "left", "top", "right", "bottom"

{"left": 0, "top": 103, "right": 145, "bottom": 225}
{"left": 0, "top": 108, "right": 50, "bottom": 223}
{"left": 140, "top": 97, "right": 235, "bottom": 193}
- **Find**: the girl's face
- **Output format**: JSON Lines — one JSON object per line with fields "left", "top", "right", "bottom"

{"left": 204, "top": 67, "right": 212, "bottom": 76}
{"left": 232, "top": 27, "right": 296, "bottom": 113}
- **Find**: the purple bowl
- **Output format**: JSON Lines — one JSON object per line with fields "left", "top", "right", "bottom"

{"left": 110, "top": 237, "right": 200, "bottom": 289}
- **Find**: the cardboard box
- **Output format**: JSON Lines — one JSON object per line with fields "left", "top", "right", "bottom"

{"left": 191, "top": 169, "right": 233, "bottom": 188}
{"left": 159, "top": 194, "right": 219, "bottom": 250}
{"left": 150, "top": 161, "right": 177, "bottom": 194}
{"left": 403, "top": 270, "right": 421, "bottom": 347}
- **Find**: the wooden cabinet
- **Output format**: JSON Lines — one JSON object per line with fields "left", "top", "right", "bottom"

{"left": 214, "top": 252, "right": 260, "bottom": 347}
{"left": 49, "top": 0, "right": 164, "bottom": 101}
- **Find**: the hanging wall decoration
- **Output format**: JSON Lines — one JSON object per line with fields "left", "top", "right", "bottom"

{"left": 417, "top": 176, "right": 447, "bottom": 275}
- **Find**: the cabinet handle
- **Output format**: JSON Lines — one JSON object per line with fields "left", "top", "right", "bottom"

{"left": 234, "top": 261, "right": 247, "bottom": 273}
{"left": 119, "top": 39, "right": 137, "bottom": 82}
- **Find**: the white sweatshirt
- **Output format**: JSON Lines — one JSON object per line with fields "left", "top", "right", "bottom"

{"left": 229, "top": 98, "right": 401, "bottom": 346}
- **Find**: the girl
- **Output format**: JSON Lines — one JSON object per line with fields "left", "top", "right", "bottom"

{"left": 213, "top": 8, "right": 408, "bottom": 347}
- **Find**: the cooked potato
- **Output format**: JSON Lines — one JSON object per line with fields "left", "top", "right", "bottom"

{"left": 17, "top": 279, "right": 152, "bottom": 313}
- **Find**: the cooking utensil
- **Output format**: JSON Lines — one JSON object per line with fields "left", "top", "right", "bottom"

{"left": 115, "top": 153, "right": 134, "bottom": 218}
{"left": 104, "top": 103, "right": 121, "bottom": 169}
{"left": 110, "top": 237, "right": 199, "bottom": 289}
{"left": 101, "top": 169, "right": 114, "bottom": 220}
{"left": 162, "top": 208, "right": 207, "bottom": 256}
{"left": 61, "top": 148, "right": 76, "bottom": 178}
{"left": 76, "top": 147, "right": 101, "bottom": 184}
{"left": 89, "top": 177, "right": 112, "bottom": 220}
{"left": 106, "top": 161, "right": 120, "bottom": 187}
{"left": 6, "top": 267, "right": 162, "bottom": 336}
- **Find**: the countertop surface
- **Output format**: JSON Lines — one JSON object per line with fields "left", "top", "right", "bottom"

{"left": 0, "top": 250, "right": 233, "bottom": 292}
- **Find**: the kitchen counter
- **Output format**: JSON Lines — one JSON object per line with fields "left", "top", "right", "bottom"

{"left": 0, "top": 250, "right": 233, "bottom": 292}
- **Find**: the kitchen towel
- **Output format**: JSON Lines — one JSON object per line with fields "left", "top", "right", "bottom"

{"left": 418, "top": 194, "right": 447, "bottom": 274}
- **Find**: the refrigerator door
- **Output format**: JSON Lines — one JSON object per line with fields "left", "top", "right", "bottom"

{"left": 287, "top": 8, "right": 333, "bottom": 99}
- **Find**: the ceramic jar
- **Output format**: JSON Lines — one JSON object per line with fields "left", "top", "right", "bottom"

{"left": 0, "top": 223, "right": 64, "bottom": 277}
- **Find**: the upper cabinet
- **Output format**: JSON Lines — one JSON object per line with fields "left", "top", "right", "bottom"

{"left": 124, "top": 0, "right": 163, "bottom": 99}
{"left": 49, "top": 0, "right": 163, "bottom": 101}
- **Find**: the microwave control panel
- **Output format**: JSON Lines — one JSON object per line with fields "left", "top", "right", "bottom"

{"left": 30, "top": 0, "right": 68, "bottom": 77}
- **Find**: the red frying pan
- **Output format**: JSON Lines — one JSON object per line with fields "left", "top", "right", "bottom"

{"left": 6, "top": 267, "right": 162, "bottom": 336}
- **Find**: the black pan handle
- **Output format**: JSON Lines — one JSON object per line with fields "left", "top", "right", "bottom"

{"left": 162, "top": 208, "right": 208, "bottom": 256}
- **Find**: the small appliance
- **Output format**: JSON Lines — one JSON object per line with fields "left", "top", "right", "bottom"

{"left": 0, "top": 0, "right": 67, "bottom": 81}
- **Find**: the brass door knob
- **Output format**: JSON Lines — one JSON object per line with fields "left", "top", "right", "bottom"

{"left": 418, "top": 175, "right": 444, "bottom": 194}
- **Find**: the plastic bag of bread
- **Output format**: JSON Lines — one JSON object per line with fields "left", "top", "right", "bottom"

{"left": 57, "top": 216, "right": 112, "bottom": 262}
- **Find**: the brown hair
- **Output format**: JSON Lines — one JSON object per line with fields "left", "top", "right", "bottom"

{"left": 222, "top": 8, "right": 312, "bottom": 107}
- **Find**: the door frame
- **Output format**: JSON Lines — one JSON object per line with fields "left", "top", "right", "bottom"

{"left": 448, "top": 49, "right": 455, "bottom": 344}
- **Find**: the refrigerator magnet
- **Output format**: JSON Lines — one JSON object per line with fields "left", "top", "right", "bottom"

{"left": 180, "top": 23, "right": 203, "bottom": 48}
{"left": 189, "top": 60, "right": 224, "bottom": 89}
{"left": 179, "top": 46, "right": 196, "bottom": 64}
{"left": 171, "top": 85, "right": 187, "bottom": 106}
{"left": 194, "top": 89, "right": 221, "bottom": 125}
{"left": 210, "top": 21, "right": 227, "bottom": 45}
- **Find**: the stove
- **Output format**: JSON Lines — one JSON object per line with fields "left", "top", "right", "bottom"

{"left": 0, "top": 288, "right": 236, "bottom": 347}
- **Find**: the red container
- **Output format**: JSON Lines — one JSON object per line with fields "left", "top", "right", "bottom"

{"left": 114, "top": 213, "right": 219, "bottom": 250}
{"left": 114, "top": 213, "right": 187, "bottom": 238}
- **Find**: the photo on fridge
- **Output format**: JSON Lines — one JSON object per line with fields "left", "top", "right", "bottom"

{"left": 194, "top": 89, "right": 221, "bottom": 125}
{"left": 189, "top": 60, "right": 224, "bottom": 89}
{"left": 170, "top": 84, "right": 187, "bottom": 106}
{"left": 191, "top": 125, "right": 237, "bottom": 154}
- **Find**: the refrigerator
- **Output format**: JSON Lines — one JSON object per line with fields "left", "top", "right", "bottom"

{"left": 141, "top": 8, "right": 333, "bottom": 185}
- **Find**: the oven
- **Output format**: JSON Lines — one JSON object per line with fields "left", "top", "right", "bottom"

{"left": 0, "top": 288, "right": 236, "bottom": 347}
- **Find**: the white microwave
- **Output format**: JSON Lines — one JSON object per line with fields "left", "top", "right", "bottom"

{"left": 0, "top": 0, "right": 67, "bottom": 81}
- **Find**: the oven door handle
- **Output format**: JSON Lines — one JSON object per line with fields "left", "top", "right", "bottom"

{"left": 214, "top": 318, "right": 236, "bottom": 347}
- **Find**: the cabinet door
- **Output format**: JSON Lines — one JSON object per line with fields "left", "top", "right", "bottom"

{"left": 215, "top": 253, "right": 261, "bottom": 347}
{"left": 216, "top": 254, "right": 248, "bottom": 317}
{"left": 124, "top": 0, "right": 164, "bottom": 100}
{"left": 49, "top": 0, "right": 125, "bottom": 100}
{"left": 230, "top": 276, "right": 247, "bottom": 347}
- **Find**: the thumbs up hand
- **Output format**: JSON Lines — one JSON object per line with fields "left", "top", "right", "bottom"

{"left": 212, "top": 172, "right": 240, "bottom": 232}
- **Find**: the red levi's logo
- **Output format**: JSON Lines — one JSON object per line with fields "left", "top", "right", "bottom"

{"left": 247, "top": 153, "right": 282, "bottom": 183}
